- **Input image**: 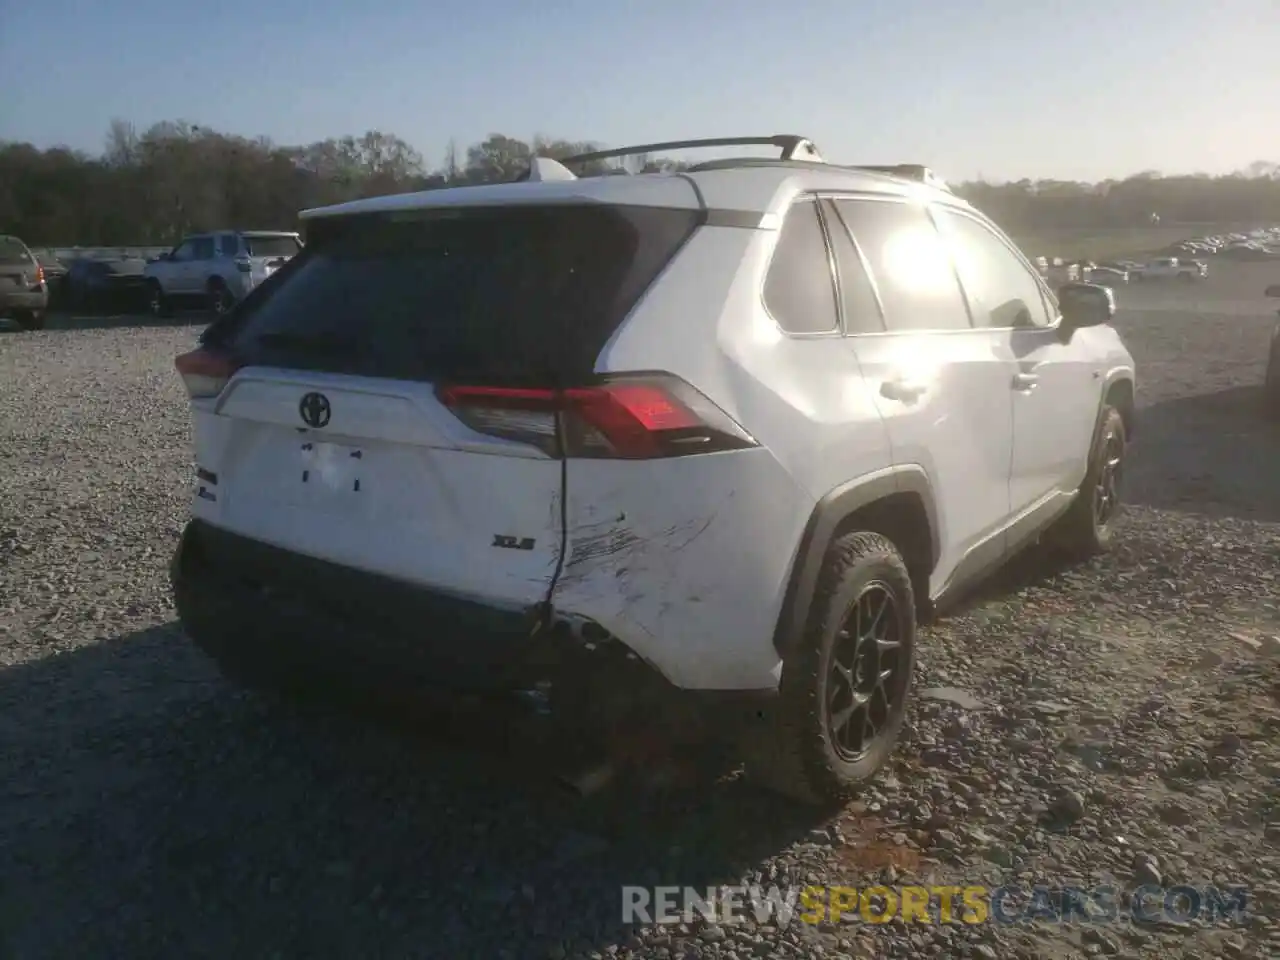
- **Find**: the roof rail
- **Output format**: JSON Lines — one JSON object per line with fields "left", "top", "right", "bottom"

{"left": 559, "top": 135, "right": 825, "bottom": 167}
{"left": 852, "top": 164, "right": 951, "bottom": 191}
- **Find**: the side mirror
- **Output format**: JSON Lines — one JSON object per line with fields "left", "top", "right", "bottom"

{"left": 1058, "top": 282, "right": 1115, "bottom": 340}
{"left": 1264, "top": 284, "right": 1280, "bottom": 298}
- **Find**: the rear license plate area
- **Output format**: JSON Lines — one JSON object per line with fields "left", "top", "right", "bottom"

{"left": 297, "top": 441, "right": 367, "bottom": 506}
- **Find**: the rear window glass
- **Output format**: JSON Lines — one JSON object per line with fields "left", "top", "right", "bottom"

{"left": 243, "top": 235, "right": 301, "bottom": 258}
{"left": 0, "top": 238, "right": 33, "bottom": 263}
{"left": 217, "top": 204, "right": 700, "bottom": 383}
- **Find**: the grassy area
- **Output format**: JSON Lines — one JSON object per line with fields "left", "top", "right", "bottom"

{"left": 1006, "top": 222, "right": 1256, "bottom": 261}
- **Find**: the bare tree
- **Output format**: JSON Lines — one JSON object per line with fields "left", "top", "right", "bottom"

{"left": 1, "top": 120, "right": 1277, "bottom": 246}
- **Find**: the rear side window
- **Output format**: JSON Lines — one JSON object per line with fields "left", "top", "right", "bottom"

{"left": 763, "top": 199, "right": 839, "bottom": 334}
{"left": 244, "top": 235, "right": 301, "bottom": 258}
{"left": 191, "top": 237, "right": 216, "bottom": 260}
{"left": 218, "top": 204, "right": 701, "bottom": 383}
{"left": 218, "top": 235, "right": 240, "bottom": 257}
{"left": 0, "top": 237, "right": 33, "bottom": 264}
{"left": 820, "top": 200, "right": 885, "bottom": 334}
{"left": 933, "top": 207, "right": 1053, "bottom": 328}
{"left": 832, "top": 198, "right": 970, "bottom": 332}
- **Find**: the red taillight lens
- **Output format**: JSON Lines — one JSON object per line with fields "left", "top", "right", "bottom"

{"left": 175, "top": 347, "right": 242, "bottom": 399}
{"left": 436, "top": 375, "right": 757, "bottom": 460}
{"left": 34, "top": 266, "right": 44, "bottom": 285}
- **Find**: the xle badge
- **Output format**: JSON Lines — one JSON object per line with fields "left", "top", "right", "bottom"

{"left": 492, "top": 535, "right": 536, "bottom": 551}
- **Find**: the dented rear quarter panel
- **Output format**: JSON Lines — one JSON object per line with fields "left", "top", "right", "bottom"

{"left": 552, "top": 448, "right": 810, "bottom": 691}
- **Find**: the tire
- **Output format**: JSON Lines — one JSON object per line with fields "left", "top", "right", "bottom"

{"left": 742, "top": 531, "right": 916, "bottom": 806}
{"left": 13, "top": 309, "right": 46, "bottom": 331}
{"left": 1047, "top": 405, "right": 1127, "bottom": 558}
{"left": 207, "top": 278, "right": 234, "bottom": 318}
{"left": 146, "top": 280, "right": 171, "bottom": 318}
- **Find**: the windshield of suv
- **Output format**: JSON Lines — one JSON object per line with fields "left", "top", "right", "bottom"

{"left": 218, "top": 204, "right": 699, "bottom": 383}
{"left": 243, "top": 235, "right": 301, "bottom": 258}
{"left": 0, "top": 237, "right": 33, "bottom": 264}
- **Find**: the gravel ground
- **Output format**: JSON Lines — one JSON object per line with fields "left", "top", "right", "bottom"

{"left": 2, "top": 265, "right": 1279, "bottom": 960}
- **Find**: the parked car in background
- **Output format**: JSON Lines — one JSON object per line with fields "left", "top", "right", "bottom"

{"left": 1130, "top": 257, "right": 1207, "bottom": 282}
{"left": 1082, "top": 264, "right": 1128, "bottom": 287}
{"left": 64, "top": 256, "right": 150, "bottom": 313}
{"left": 35, "top": 252, "right": 69, "bottom": 302}
{"left": 143, "top": 230, "right": 303, "bottom": 317}
{"left": 1219, "top": 244, "right": 1280, "bottom": 262}
{"left": 1032, "top": 256, "right": 1080, "bottom": 289}
{"left": 0, "top": 234, "right": 50, "bottom": 330}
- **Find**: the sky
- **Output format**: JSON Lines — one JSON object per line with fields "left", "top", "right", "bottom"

{"left": 2, "top": 0, "right": 1277, "bottom": 183}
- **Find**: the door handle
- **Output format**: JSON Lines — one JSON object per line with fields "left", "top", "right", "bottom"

{"left": 1012, "top": 373, "right": 1039, "bottom": 390}
{"left": 880, "top": 379, "right": 927, "bottom": 402}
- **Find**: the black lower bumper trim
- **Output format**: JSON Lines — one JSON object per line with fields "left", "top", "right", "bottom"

{"left": 171, "top": 520, "right": 777, "bottom": 736}
{"left": 173, "top": 519, "right": 550, "bottom": 692}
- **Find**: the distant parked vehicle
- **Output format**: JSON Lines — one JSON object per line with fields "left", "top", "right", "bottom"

{"left": 0, "top": 234, "right": 49, "bottom": 330}
{"left": 64, "top": 256, "right": 150, "bottom": 312}
{"left": 1032, "top": 256, "right": 1080, "bottom": 289}
{"left": 143, "top": 230, "right": 303, "bottom": 318}
{"left": 1219, "top": 245, "right": 1280, "bottom": 262}
{"left": 1130, "top": 258, "right": 1207, "bottom": 282}
{"left": 35, "top": 252, "right": 69, "bottom": 302}
{"left": 1083, "top": 265, "right": 1128, "bottom": 287}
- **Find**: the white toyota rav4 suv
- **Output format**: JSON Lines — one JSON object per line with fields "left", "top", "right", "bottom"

{"left": 170, "top": 135, "right": 1135, "bottom": 805}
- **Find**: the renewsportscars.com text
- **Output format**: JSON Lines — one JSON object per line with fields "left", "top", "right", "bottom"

{"left": 621, "top": 884, "right": 1249, "bottom": 927}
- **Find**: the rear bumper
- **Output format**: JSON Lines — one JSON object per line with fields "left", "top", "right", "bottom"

{"left": 171, "top": 519, "right": 775, "bottom": 733}
{"left": 0, "top": 288, "right": 48, "bottom": 314}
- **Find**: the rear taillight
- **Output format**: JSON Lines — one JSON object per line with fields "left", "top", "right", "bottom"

{"left": 436, "top": 375, "right": 758, "bottom": 460}
{"left": 234, "top": 257, "right": 252, "bottom": 273}
{"left": 33, "top": 266, "right": 44, "bottom": 286}
{"left": 175, "top": 347, "right": 242, "bottom": 399}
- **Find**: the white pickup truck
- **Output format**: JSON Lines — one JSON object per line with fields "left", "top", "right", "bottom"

{"left": 143, "top": 230, "right": 302, "bottom": 317}
{"left": 1130, "top": 257, "right": 1207, "bottom": 282}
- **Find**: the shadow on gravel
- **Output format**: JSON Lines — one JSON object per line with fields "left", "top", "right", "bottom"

{"left": 1126, "top": 384, "right": 1280, "bottom": 523}
{"left": 0, "top": 311, "right": 210, "bottom": 335}
{"left": 0, "top": 623, "right": 822, "bottom": 960}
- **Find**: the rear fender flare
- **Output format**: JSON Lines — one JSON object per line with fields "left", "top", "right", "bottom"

{"left": 1099, "top": 368, "right": 1136, "bottom": 440}
{"left": 772, "top": 466, "right": 939, "bottom": 659}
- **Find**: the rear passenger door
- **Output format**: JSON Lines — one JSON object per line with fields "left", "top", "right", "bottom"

{"left": 826, "top": 196, "right": 1017, "bottom": 597}
{"left": 752, "top": 196, "right": 894, "bottom": 502}
{"left": 932, "top": 206, "right": 1100, "bottom": 520}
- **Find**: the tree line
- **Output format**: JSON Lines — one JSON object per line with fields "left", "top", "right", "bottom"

{"left": 2, "top": 119, "right": 1279, "bottom": 246}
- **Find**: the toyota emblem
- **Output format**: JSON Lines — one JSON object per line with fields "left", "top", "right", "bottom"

{"left": 299, "top": 392, "right": 331, "bottom": 428}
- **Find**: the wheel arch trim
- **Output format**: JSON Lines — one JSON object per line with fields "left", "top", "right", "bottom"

{"left": 772, "top": 465, "right": 939, "bottom": 659}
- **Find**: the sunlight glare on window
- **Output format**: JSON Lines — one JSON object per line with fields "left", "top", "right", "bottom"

{"left": 878, "top": 225, "right": 957, "bottom": 298}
